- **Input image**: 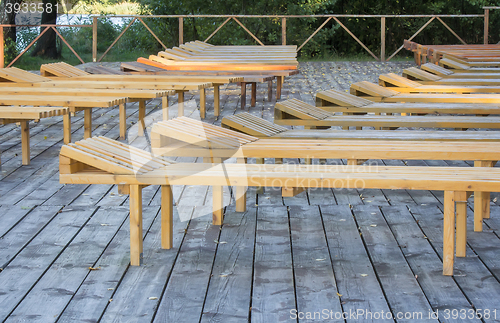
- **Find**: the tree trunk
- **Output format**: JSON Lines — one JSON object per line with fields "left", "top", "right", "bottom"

{"left": 31, "top": 0, "right": 60, "bottom": 58}
{"left": 0, "top": 0, "right": 22, "bottom": 60}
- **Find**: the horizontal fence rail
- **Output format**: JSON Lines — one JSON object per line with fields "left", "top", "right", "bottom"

{"left": 0, "top": 10, "right": 495, "bottom": 68}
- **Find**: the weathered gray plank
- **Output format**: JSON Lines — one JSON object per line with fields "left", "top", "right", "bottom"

{"left": 152, "top": 214, "right": 220, "bottom": 323}
{"left": 321, "top": 204, "right": 391, "bottom": 323}
{"left": 289, "top": 205, "right": 343, "bottom": 323}
{"left": 60, "top": 205, "right": 177, "bottom": 323}
{"left": 201, "top": 206, "right": 257, "bottom": 322}
{"left": 353, "top": 204, "right": 438, "bottom": 322}
{"left": 5, "top": 206, "right": 132, "bottom": 322}
{"left": 0, "top": 207, "right": 96, "bottom": 321}
{"left": 0, "top": 205, "right": 33, "bottom": 237}
{"left": 251, "top": 206, "right": 295, "bottom": 323}
{"left": 380, "top": 205, "right": 479, "bottom": 322}
{"left": 410, "top": 205, "right": 500, "bottom": 317}
{"left": 0, "top": 205, "right": 61, "bottom": 269}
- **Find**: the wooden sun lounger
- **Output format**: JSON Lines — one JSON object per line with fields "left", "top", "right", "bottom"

{"left": 122, "top": 61, "right": 299, "bottom": 102}
{"left": 41, "top": 62, "right": 250, "bottom": 117}
{"left": 0, "top": 79, "right": 208, "bottom": 120}
{"left": 0, "top": 87, "right": 172, "bottom": 139}
{"left": 221, "top": 112, "right": 500, "bottom": 141}
{"left": 379, "top": 73, "right": 500, "bottom": 93}
{"left": 1, "top": 106, "right": 69, "bottom": 165}
{"left": 59, "top": 135, "right": 500, "bottom": 275}
{"left": 314, "top": 89, "right": 500, "bottom": 115}
{"left": 438, "top": 56, "right": 500, "bottom": 71}
{"left": 350, "top": 81, "right": 500, "bottom": 104}
{"left": 151, "top": 116, "right": 500, "bottom": 233}
{"left": 0, "top": 95, "right": 127, "bottom": 142}
{"left": 404, "top": 65, "right": 500, "bottom": 81}
{"left": 274, "top": 98, "right": 500, "bottom": 130}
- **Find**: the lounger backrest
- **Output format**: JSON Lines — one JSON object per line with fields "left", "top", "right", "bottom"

{"left": 222, "top": 112, "right": 288, "bottom": 137}
{"left": 439, "top": 57, "right": 470, "bottom": 70}
{"left": 350, "top": 81, "right": 400, "bottom": 97}
{"left": 152, "top": 116, "right": 258, "bottom": 149}
{"left": 275, "top": 99, "right": 333, "bottom": 120}
{"left": 402, "top": 67, "right": 442, "bottom": 81}
{"left": 379, "top": 73, "right": 424, "bottom": 87}
{"left": 0, "top": 67, "right": 51, "bottom": 83}
{"left": 420, "top": 63, "right": 454, "bottom": 76}
{"left": 59, "top": 136, "right": 174, "bottom": 175}
{"left": 40, "top": 62, "right": 90, "bottom": 77}
{"left": 315, "top": 89, "right": 372, "bottom": 107}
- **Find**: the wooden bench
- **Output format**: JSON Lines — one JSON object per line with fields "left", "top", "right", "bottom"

{"left": 59, "top": 136, "right": 500, "bottom": 275}
{"left": 40, "top": 62, "right": 238, "bottom": 118}
{"left": 0, "top": 95, "right": 128, "bottom": 143}
{"left": 1, "top": 106, "right": 69, "bottom": 165}
{"left": 0, "top": 87, "right": 172, "bottom": 139}
{"left": 151, "top": 116, "right": 500, "bottom": 233}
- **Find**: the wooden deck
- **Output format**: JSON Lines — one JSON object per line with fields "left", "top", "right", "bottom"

{"left": 2, "top": 61, "right": 500, "bottom": 322}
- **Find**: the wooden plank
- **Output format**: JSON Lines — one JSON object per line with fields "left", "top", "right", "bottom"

{"left": 251, "top": 206, "right": 295, "bottom": 322}
{"left": 289, "top": 205, "right": 343, "bottom": 319}
{"left": 321, "top": 205, "right": 391, "bottom": 321}
{"left": 200, "top": 207, "right": 257, "bottom": 322}
{"left": 152, "top": 216, "right": 220, "bottom": 322}
{"left": 0, "top": 207, "right": 96, "bottom": 320}
{"left": 353, "top": 204, "right": 438, "bottom": 319}
{"left": 381, "top": 205, "right": 479, "bottom": 321}
{"left": 411, "top": 205, "right": 500, "bottom": 311}
{"left": 55, "top": 206, "right": 166, "bottom": 322}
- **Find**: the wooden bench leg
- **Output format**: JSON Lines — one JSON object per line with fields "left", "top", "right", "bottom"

{"left": 177, "top": 91, "right": 185, "bottom": 117}
{"left": 474, "top": 160, "right": 495, "bottom": 231}
{"left": 251, "top": 82, "right": 257, "bottom": 107}
{"left": 84, "top": 109, "right": 92, "bottom": 139}
{"left": 268, "top": 80, "right": 273, "bottom": 101}
{"left": 235, "top": 158, "right": 247, "bottom": 213}
{"left": 130, "top": 184, "right": 143, "bottom": 266}
{"left": 162, "top": 96, "right": 169, "bottom": 121}
{"left": 455, "top": 191, "right": 468, "bottom": 258}
{"left": 161, "top": 185, "right": 173, "bottom": 249}
{"left": 200, "top": 88, "right": 206, "bottom": 119}
{"left": 214, "top": 85, "right": 220, "bottom": 117}
{"left": 21, "top": 121, "right": 30, "bottom": 165}
{"left": 138, "top": 100, "right": 146, "bottom": 136}
{"left": 213, "top": 185, "right": 224, "bottom": 225}
{"left": 241, "top": 82, "right": 247, "bottom": 109}
{"left": 443, "top": 190, "right": 455, "bottom": 276}
{"left": 119, "top": 103, "right": 126, "bottom": 139}
{"left": 256, "top": 157, "right": 264, "bottom": 194}
{"left": 63, "top": 112, "right": 71, "bottom": 144}
{"left": 277, "top": 76, "right": 284, "bottom": 99}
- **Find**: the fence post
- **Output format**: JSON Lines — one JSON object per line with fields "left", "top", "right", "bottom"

{"left": 92, "top": 17, "right": 97, "bottom": 62}
{"left": 484, "top": 8, "right": 489, "bottom": 44}
{"left": 282, "top": 17, "right": 286, "bottom": 45}
{"left": 0, "top": 26, "right": 4, "bottom": 68}
{"left": 179, "top": 17, "right": 184, "bottom": 45}
{"left": 380, "top": 17, "right": 386, "bottom": 61}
